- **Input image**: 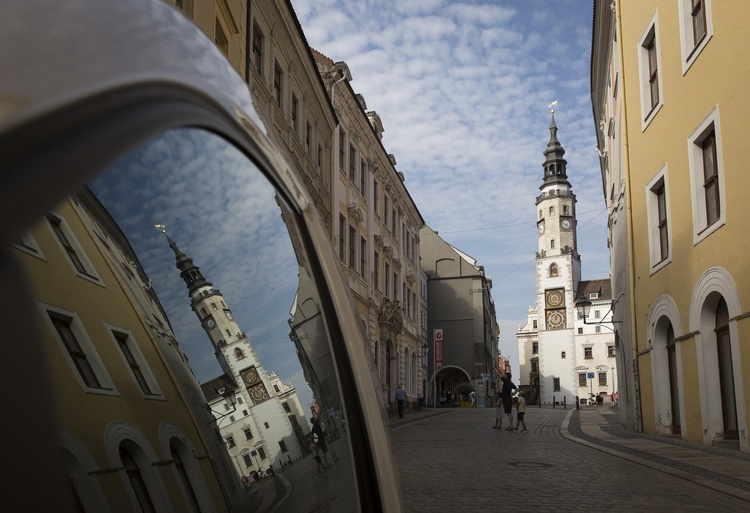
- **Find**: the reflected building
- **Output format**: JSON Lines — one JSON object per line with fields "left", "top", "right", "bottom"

{"left": 13, "top": 190, "right": 241, "bottom": 512}
{"left": 165, "top": 234, "right": 309, "bottom": 476}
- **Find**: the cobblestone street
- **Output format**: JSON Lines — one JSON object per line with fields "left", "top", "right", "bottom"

{"left": 391, "top": 407, "right": 750, "bottom": 512}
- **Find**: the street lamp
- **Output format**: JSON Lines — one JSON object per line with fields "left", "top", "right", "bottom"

{"left": 195, "top": 386, "right": 238, "bottom": 424}
{"left": 575, "top": 293, "right": 624, "bottom": 329}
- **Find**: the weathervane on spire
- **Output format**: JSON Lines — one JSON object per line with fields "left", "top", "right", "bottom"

{"left": 548, "top": 100, "right": 558, "bottom": 113}
{"left": 155, "top": 224, "right": 167, "bottom": 235}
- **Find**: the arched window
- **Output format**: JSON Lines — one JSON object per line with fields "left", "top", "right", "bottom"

{"left": 120, "top": 446, "right": 156, "bottom": 513}
{"left": 171, "top": 440, "right": 202, "bottom": 513}
{"left": 235, "top": 347, "right": 245, "bottom": 360}
{"left": 549, "top": 263, "right": 558, "bottom": 277}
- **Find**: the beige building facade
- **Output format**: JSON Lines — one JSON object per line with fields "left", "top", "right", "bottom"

{"left": 592, "top": 0, "right": 750, "bottom": 450}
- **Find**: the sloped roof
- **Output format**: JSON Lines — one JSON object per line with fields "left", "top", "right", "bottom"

{"left": 200, "top": 373, "right": 238, "bottom": 402}
{"left": 575, "top": 278, "right": 612, "bottom": 301}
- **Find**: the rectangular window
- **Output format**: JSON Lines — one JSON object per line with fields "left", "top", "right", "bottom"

{"left": 578, "top": 328, "right": 583, "bottom": 334}
{"left": 258, "top": 448, "right": 267, "bottom": 460}
{"left": 360, "top": 159, "right": 367, "bottom": 197}
{"left": 279, "top": 441, "right": 288, "bottom": 453}
{"left": 678, "top": 0, "right": 712, "bottom": 73}
{"left": 393, "top": 273, "right": 398, "bottom": 301}
{"left": 273, "top": 62, "right": 283, "bottom": 108}
{"left": 384, "top": 196, "right": 389, "bottom": 227}
{"left": 338, "top": 214, "right": 346, "bottom": 261}
{"left": 647, "top": 167, "right": 672, "bottom": 273}
{"left": 306, "top": 123, "right": 312, "bottom": 155}
{"left": 282, "top": 402, "right": 291, "bottom": 413}
{"left": 360, "top": 237, "right": 367, "bottom": 279}
{"left": 339, "top": 130, "right": 346, "bottom": 171}
{"left": 384, "top": 263, "right": 390, "bottom": 297}
{"left": 252, "top": 23, "right": 263, "bottom": 75}
{"left": 214, "top": 19, "right": 228, "bottom": 57}
{"left": 647, "top": 38, "right": 659, "bottom": 110}
{"left": 656, "top": 183, "right": 669, "bottom": 260}
{"left": 702, "top": 132, "right": 720, "bottom": 225}
{"left": 243, "top": 454, "right": 252, "bottom": 467}
{"left": 579, "top": 373, "right": 587, "bottom": 387}
{"left": 349, "top": 226, "right": 356, "bottom": 268}
{"left": 225, "top": 436, "right": 236, "bottom": 448}
{"left": 317, "top": 144, "right": 323, "bottom": 171}
{"left": 291, "top": 95, "right": 298, "bottom": 133}
{"left": 113, "top": 330, "right": 157, "bottom": 395}
{"left": 638, "top": 16, "right": 662, "bottom": 127}
{"left": 691, "top": 0, "right": 706, "bottom": 45}
{"left": 373, "top": 180, "right": 380, "bottom": 216}
{"left": 584, "top": 347, "right": 593, "bottom": 359}
{"left": 532, "top": 342, "right": 538, "bottom": 354}
{"left": 688, "top": 107, "right": 724, "bottom": 243}
{"left": 349, "top": 144, "right": 357, "bottom": 182}
{"left": 598, "top": 373, "right": 608, "bottom": 386}
{"left": 51, "top": 313, "right": 102, "bottom": 389}
{"left": 608, "top": 346, "right": 616, "bottom": 357}
{"left": 532, "top": 320, "right": 537, "bottom": 329}
{"left": 595, "top": 326, "right": 601, "bottom": 333}
{"left": 244, "top": 428, "right": 253, "bottom": 440}
{"left": 374, "top": 251, "right": 380, "bottom": 290}
{"left": 391, "top": 208, "right": 397, "bottom": 236}
{"left": 553, "top": 378, "right": 561, "bottom": 392}
{"left": 47, "top": 213, "right": 99, "bottom": 281}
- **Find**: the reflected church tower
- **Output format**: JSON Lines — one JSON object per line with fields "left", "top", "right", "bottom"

{"left": 166, "top": 234, "right": 269, "bottom": 401}
{"left": 160, "top": 228, "right": 308, "bottom": 474}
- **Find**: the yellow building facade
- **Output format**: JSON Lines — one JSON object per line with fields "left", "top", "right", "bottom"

{"left": 593, "top": 0, "right": 750, "bottom": 451}
{"left": 15, "top": 193, "right": 235, "bottom": 511}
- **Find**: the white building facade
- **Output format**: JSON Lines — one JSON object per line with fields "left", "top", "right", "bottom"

{"left": 517, "top": 113, "right": 616, "bottom": 406}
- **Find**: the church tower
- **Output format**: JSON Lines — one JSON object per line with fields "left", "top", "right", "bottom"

{"left": 164, "top": 232, "right": 308, "bottom": 473}
{"left": 534, "top": 111, "right": 581, "bottom": 404}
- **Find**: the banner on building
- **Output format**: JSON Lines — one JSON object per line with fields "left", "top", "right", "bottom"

{"left": 434, "top": 329, "right": 443, "bottom": 370}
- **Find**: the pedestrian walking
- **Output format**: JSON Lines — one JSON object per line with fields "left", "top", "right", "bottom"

{"left": 515, "top": 391, "right": 528, "bottom": 433}
{"left": 395, "top": 383, "right": 407, "bottom": 418}
{"left": 500, "top": 371, "right": 518, "bottom": 431}
{"left": 470, "top": 390, "right": 476, "bottom": 407}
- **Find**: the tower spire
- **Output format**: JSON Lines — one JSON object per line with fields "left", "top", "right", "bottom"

{"left": 541, "top": 110, "right": 569, "bottom": 187}
{"left": 155, "top": 224, "right": 212, "bottom": 295}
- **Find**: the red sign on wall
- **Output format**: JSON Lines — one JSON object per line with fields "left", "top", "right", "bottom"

{"left": 434, "top": 329, "right": 443, "bottom": 370}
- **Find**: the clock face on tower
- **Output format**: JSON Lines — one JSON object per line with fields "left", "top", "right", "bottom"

{"left": 205, "top": 316, "right": 215, "bottom": 329}
{"left": 546, "top": 289, "right": 564, "bottom": 308}
{"left": 560, "top": 218, "right": 572, "bottom": 231}
{"left": 546, "top": 309, "right": 566, "bottom": 330}
{"left": 241, "top": 367, "right": 260, "bottom": 386}
{"left": 538, "top": 220, "right": 545, "bottom": 235}
{"left": 248, "top": 383, "right": 270, "bottom": 404}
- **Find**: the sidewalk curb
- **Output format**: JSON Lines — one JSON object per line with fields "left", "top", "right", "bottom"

{"left": 561, "top": 409, "right": 750, "bottom": 503}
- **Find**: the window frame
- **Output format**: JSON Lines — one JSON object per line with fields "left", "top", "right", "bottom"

{"left": 646, "top": 165, "right": 672, "bottom": 274}
{"left": 638, "top": 13, "right": 663, "bottom": 130}
{"left": 46, "top": 211, "right": 102, "bottom": 284}
{"left": 677, "top": 0, "right": 713, "bottom": 74}
{"left": 688, "top": 106, "right": 725, "bottom": 244}
{"left": 41, "top": 303, "right": 117, "bottom": 394}
{"left": 252, "top": 22, "right": 264, "bottom": 76}
{"left": 108, "top": 326, "right": 163, "bottom": 398}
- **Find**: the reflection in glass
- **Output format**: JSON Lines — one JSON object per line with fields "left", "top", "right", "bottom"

{"left": 17, "top": 129, "right": 355, "bottom": 512}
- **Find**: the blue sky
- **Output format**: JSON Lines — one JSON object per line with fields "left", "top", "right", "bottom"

{"left": 291, "top": 0, "right": 609, "bottom": 374}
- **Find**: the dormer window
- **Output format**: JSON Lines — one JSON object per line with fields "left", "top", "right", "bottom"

{"left": 590, "top": 293, "right": 599, "bottom": 300}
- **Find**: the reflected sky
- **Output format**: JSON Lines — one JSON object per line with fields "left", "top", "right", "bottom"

{"left": 88, "top": 129, "right": 312, "bottom": 408}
